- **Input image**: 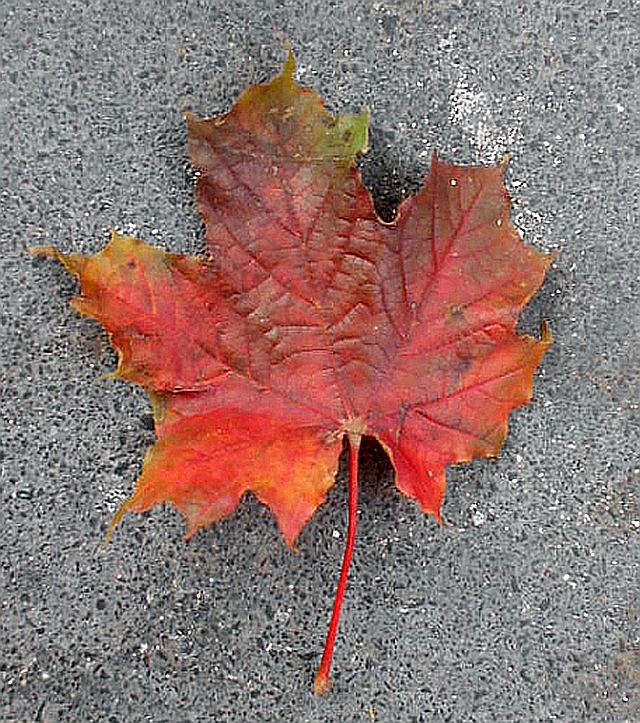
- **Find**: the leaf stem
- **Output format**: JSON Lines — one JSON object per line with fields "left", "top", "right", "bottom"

{"left": 314, "top": 433, "right": 361, "bottom": 696}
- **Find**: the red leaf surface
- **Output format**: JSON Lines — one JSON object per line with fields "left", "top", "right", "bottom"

{"left": 34, "top": 52, "right": 552, "bottom": 693}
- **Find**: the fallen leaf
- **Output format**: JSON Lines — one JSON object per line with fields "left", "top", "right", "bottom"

{"left": 32, "top": 51, "right": 552, "bottom": 693}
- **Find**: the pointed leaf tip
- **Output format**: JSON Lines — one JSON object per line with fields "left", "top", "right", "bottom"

{"left": 105, "top": 497, "right": 133, "bottom": 544}
{"left": 282, "top": 46, "right": 296, "bottom": 80}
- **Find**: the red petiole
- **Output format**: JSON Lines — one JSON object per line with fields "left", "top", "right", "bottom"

{"left": 314, "top": 433, "right": 361, "bottom": 695}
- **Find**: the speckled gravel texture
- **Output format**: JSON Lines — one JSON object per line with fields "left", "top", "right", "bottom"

{"left": 2, "top": 1, "right": 639, "bottom": 721}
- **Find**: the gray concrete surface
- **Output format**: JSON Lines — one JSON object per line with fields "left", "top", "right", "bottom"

{"left": 2, "top": 1, "right": 639, "bottom": 721}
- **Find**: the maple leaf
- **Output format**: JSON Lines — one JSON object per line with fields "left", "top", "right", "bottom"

{"left": 33, "top": 51, "right": 552, "bottom": 694}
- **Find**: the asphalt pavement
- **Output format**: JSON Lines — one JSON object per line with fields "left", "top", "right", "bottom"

{"left": 1, "top": 1, "right": 639, "bottom": 721}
